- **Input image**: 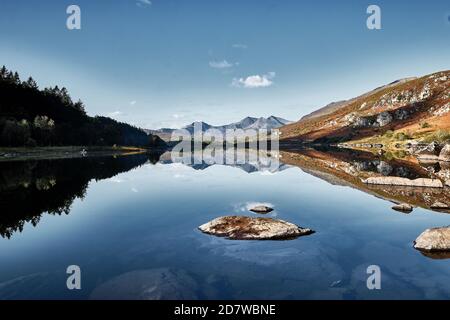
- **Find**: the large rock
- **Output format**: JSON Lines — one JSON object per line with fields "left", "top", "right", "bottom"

{"left": 352, "top": 116, "right": 372, "bottom": 128}
{"left": 362, "top": 176, "right": 443, "bottom": 188}
{"left": 199, "top": 216, "right": 314, "bottom": 240}
{"left": 418, "top": 251, "right": 450, "bottom": 260}
{"left": 430, "top": 202, "right": 449, "bottom": 210}
{"left": 392, "top": 203, "right": 413, "bottom": 213}
{"left": 394, "top": 109, "right": 409, "bottom": 120}
{"left": 414, "top": 226, "right": 450, "bottom": 252}
{"left": 376, "top": 112, "right": 393, "bottom": 127}
{"left": 439, "top": 144, "right": 450, "bottom": 162}
{"left": 249, "top": 205, "right": 273, "bottom": 214}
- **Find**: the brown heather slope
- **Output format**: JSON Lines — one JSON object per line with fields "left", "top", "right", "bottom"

{"left": 280, "top": 70, "right": 450, "bottom": 144}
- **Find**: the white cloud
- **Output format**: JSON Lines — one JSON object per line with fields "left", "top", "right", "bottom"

{"left": 172, "top": 114, "right": 184, "bottom": 119}
{"left": 232, "top": 72, "right": 275, "bottom": 88}
{"left": 136, "top": 0, "right": 152, "bottom": 7}
{"left": 130, "top": 100, "right": 137, "bottom": 106}
{"left": 209, "top": 60, "right": 235, "bottom": 69}
{"left": 232, "top": 44, "right": 248, "bottom": 49}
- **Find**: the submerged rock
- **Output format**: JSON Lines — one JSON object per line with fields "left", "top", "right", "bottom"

{"left": 90, "top": 268, "right": 198, "bottom": 300}
{"left": 199, "top": 216, "right": 314, "bottom": 240}
{"left": 392, "top": 203, "right": 413, "bottom": 213}
{"left": 419, "top": 251, "right": 450, "bottom": 260}
{"left": 439, "top": 144, "right": 450, "bottom": 162}
{"left": 249, "top": 205, "right": 274, "bottom": 214}
{"left": 414, "top": 226, "right": 450, "bottom": 252}
{"left": 362, "top": 176, "right": 443, "bottom": 188}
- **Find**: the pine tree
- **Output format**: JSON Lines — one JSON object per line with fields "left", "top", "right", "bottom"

{"left": 60, "top": 87, "right": 72, "bottom": 105}
{"left": 12, "top": 72, "right": 20, "bottom": 85}
{"left": 24, "top": 77, "right": 38, "bottom": 90}
{"left": 74, "top": 99, "right": 86, "bottom": 114}
{"left": 0, "top": 66, "right": 7, "bottom": 79}
{"left": 5, "top": 71, "right": 14, "bottom": 82}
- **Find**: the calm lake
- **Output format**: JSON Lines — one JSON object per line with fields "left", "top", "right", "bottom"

{"left": 0, "top": 148, "right": 449, "bottom": 300}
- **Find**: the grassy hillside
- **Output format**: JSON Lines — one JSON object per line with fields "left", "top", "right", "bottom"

{"left": 280, "top": 70, "right": 450, "bottom": 145}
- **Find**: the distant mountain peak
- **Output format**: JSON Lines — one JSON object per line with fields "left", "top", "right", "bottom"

{"left": 148, "top": 116, "right": 293, "bottom": 141}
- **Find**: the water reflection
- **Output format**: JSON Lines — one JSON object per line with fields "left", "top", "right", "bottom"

{"left": 1, "top": 147, "right": 448, "bottom": 239}
{"left": 279, "top": 147, "right": 450, "bottom": 214}
{"left": 161, "top": 148, "right": 290, "bottom": 173}
{"left": 0, "top": 146, "right": 450, "bottom": 300}
{"left": 0, "top": 153, "right": 160, "bottom": 238}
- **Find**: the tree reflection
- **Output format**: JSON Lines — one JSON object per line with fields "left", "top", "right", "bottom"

{"left": 0, "top": 152, "right": 161, "bottom": 238}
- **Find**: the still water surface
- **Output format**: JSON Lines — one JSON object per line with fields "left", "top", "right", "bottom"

{"left": 0, "top": 150, "right": 449, "bottom": 299}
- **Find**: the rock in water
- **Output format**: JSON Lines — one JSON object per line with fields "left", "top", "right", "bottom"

{"left": 362, "top": 176, "right": 443, "bottom": 188}
{"left": 430, "top": 202, "right": 449, "bottom": 209}
{"left": 199, "top": 216, "right": 314, "bottom": 240}
{"left": 439, "top": 144, "right": 450, "bottom": 162}
{"left": 419, "top": 251, "right": 450, "bottom": 260}
{"left": 392, "top": 203, "right": 413, "bottom": 213}
{"left": 249, "top": 205, "right": 274, "bottom": 214}
{"left": 414, "top": 226, "right": 450, "bottom": 252}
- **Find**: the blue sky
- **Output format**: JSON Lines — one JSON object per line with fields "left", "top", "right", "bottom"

{"left": 0, "top": 0, "right": 449, "bottom": 129}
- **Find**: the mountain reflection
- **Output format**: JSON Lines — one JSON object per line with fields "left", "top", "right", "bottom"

{"left": 159, "top": 149, "right": 291, "bottom": 173}
{"left": 279, "top": 147, "right": 450, "bottom": 214}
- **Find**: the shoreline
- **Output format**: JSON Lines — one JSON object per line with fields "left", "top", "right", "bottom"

{"left": 0, "top": 146, "right": 151, "bottom": 162}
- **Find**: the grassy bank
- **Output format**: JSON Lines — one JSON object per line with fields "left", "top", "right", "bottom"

{"left": 0, "top": 146, "right": 147, "bottom": 162}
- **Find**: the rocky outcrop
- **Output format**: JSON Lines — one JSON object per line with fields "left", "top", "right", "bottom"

{"left": 392, "top": 203, "right": 413, "bottom": 213}
{"left": 249, "top": 205, "right": 273, "bottom": 214}
{"left": 376, "top": 112, "right": 393, "bottom": 127}
{"left": 362, "top": 176, "right": 443, "bottom": 188}
{"left": 352, "top": 116, "right": 372, "bottom": 128}
{"left": 439, "top": 144, "right": 450, "bottom": 162}
{"left": 394, "top": 108, "right": 409, "bottom": 120}
{"left": 199, "top": 216, "right": 314, "bottom": 240}
{"left": 414, "top": 226, "right": 450, "bottom": 252}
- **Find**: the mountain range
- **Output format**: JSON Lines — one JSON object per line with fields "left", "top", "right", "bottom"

{"left": 147, "top": 116, "right": 292, "bottom": 141}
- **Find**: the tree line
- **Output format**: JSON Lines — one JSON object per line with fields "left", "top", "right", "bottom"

{"left": 0, "top": 66, "right": 165, "bottom": 148}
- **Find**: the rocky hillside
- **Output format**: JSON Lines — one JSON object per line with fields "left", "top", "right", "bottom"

{"left": 280, "top": 70, "right": 450, "bottom": 145}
